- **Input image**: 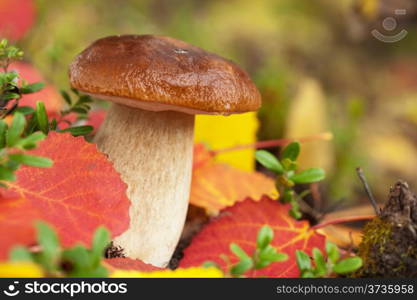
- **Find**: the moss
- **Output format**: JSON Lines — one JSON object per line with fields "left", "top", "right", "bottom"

{"left": 355, "top": 181, "right": 417, "bottom": 277}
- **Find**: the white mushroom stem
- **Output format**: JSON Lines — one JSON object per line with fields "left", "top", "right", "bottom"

{"left": 94, "top": 103, "right": 194, "bottom": 267}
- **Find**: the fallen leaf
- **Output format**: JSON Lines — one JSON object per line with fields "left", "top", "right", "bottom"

{"left": 190, "top": 144, "right": 278, "bottom": 215}
{"left": 104, "top": 258, "right": 161, "bottom": 273}
{"left": 180, "top": 197, "right": 325, "bottom": 277}
{"left": 195, "top": 112, "right": 259, "bottom": 171}
{"left": 0, "top": 132, "right": 130, "bottom": 258}
{"left": 0, "top": 262, "right": 43, "bottom": 278}
{"left": 284, "top": 78, "right": 333, "bottom": 172}
{"left": 0, "top": 0, "right": 35, "bottom": 41}
{"left": 110, "top": 267, "right": 223, "bottom": 278}
{"left": 85, "top": 110, "right": 106, "bottom": 134}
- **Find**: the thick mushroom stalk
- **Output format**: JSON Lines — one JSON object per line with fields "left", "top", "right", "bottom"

{"left": 94, "top": 103, "right": 194, "bottom": 267}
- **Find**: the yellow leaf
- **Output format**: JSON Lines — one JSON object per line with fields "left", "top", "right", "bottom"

{"left": 358, "top": 0, "right": 379, "bottom": 19}
{"left": 0, "top": 262, "right": 44, "bottom": 278}
{"left": 111, "top": 267, "right": 223, "bottom": 278}
{"left": 285, "top": 78, "right": 334, "bottom": 172}
{"left": 366, "top": 134, "right": 417, "bottom": 176}
{"left": 195, "top": 112, "right": 259, "bottom": 171}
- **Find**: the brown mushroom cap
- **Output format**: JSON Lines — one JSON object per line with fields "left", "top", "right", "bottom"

{"left": 69, "top": 35, "right": 261, "bottom": 115}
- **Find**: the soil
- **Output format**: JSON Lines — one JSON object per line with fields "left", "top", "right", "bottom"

{"left": 169, "top": 205, "right": 209, "bottom": 269}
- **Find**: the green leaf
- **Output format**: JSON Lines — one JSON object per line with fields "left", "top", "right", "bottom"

{"left": 50, "top": 118, "right": 57, "bottom": 130}
{"left": 326, "top": 242, "right": 340, "bottom": 264}
{"left": 15, "top": 106, "right": 35, "bottom": 115}
{"left": 71, "top": 107, "right": 88, "bottom": 114}
{"left": 91, "top": 227, "right": 110, "bottom": 266}
{"left": 20, "top": 82, "right": 44, "bottom": 94}
{"left": 5, "top": 159, "right": 19, "bottom": 171}
{"left": 60, "top": 90, "right": 72, "bottom": 105}
{"left": 282, "top": 188, "right": 293, "bottom": 203}
{"left": 230, "top": 258, "right": 254, "bottom": 276}
{"left": 333, "top": 257, "right": 363, "bottom": 274}
{"left": 312, "top": 248, "right": 327, "bottom": 277}
{"left": 0, "top": 166, "right": 17, "bottom": 181}
{"left": 35, "top": 222, "right": 60, "bottom": 270}
{"left": 301, "top": 270, "right": 316, "bottom": 278}
{"left": 289, "top": 202, "right": 302, "bottom": 219}
{"left": 0, "top": 121, "right": 7, "bottom": 148}
{"left": 35, "top": 101, "right": 49, "bottom": 134}
{"left": 290, "top": 168, "right": 325, "bottom": 184}
{"left": 9, "top": 153, "right": 52, "bottom": 168}
{"left": 59, "top": 126, "right": 93, "bottom": 137}
{"left": 258, "top": 246, "right": 288, "bottom": 264}
{"left": 281, "top": 142, "right": 300, "bottom": 161}
{"left": 62, "top": 245, "right": 91, "bottom": 272}
{"left": 202, "top": 261, "right": 221, "bottom": 269}
{"left": 230, "top": 243, "right": 250, "bottom": 260}
{"left": 281, "top": 158, "right": 297, "bottom": 171}
{"left": 15, "top": 131, "right": 46, "bottom": 149}
{"left": 2, "top": 92, "right": 20, "bottom": 100}
{"left": 10, "top": 246, "right": 33, "bottom": 262}
{"left": 6, "top": 112, "right": 25, "bottom": 147}
{"left": 255, "top": 150, "right": 284, "bottom": 174}
{"left": 295, "top": 250, "right": 311, "bottom": 271}
{"left": 256, "top": 225, "right": 274, "bottom": 249}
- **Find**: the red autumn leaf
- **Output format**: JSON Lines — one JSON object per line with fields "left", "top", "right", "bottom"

{"left": 0, "top": 0, "right": 35, "bottom": 41}
{"left": 190, "top": 144, "right": 278, "bottom": 215}
{"left": 180, "top": 197, "right": 325, "bottom": 277}
{"left": 0, "top": 132, "right": 130, "bottom": 259}
{"left": 85, "top": 110, "right": 106, "bottom": 134}
{"left": 104, "top": 258, "right": 162, "bottom": 272}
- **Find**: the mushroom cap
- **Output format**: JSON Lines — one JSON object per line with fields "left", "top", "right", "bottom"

{"left": 69, "top": 35, "right": 261, "bottom": 115}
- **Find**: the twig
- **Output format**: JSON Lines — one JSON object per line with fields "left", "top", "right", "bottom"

{"left": 211, "top": 132, "right": 333, "bottom": 155}
{"left": 356, "top": 167, "right": 380, "bottom": 216}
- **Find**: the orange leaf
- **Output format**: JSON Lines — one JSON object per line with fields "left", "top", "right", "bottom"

{"left": 180, "top": 197, "right": 325, "bottom": 277}
{"left": 190, "top": 144, "right": 278, "bottom": 215}
{"left": 0, "top": 132, "right": 130, "bottom": 258}
{"left": 0, "top": 0, "right": 35, "bottom": 41}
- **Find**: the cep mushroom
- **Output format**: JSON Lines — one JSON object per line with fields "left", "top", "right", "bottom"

{"left": 69, "top": 35, "right": 261, "bottom": 267}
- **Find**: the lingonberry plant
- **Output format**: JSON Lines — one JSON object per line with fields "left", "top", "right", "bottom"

{"left": 10, "top": 222, "right": 111, "bottom": 277}
{"left": 256, "top": 141, "right": 325, "bottom": 218}
{"left": 204, "top": 225, "right": 288, "bottom": 277}
{"left": 295, "top": 242, "right": 362, "bottom": 278}
{"left": 0, "top": 112, "right": 52, "bottom": 186}
{"left": 0, "top": 39, "right": 95, "bottom": 185}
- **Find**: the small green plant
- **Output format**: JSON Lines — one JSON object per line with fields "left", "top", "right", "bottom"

{"left": 0, "top": 39, "right": 93, "bottom": 137}
{"left": 256, "top": 142, "right": 325, "bottom": 218}
{"left": 295, "top": 242, "right": 363, "bottom": 278}
{"left": 0, "top": 113, "right": 52, "bottom": 186}
{"left": 10, "top": 222, "right": 110, "bottom": 277}
{"left": 204, "top": 225, "right": 288, "bottom": 277}
{"left": 0, "top": 39, "right": 98, "bottom": 185}
{"left": 25, "top": 98, "right": 93, "bottom": 137}
{"left": 0, "top": 39, "right": 44, "bottom": 118}
{"left": 57, "top": 88, "right": 94, "bottom": 136}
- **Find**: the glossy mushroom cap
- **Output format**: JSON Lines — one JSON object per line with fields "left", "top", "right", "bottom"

{"left": 69, "top": 35, "right": 261, "bottom": 115}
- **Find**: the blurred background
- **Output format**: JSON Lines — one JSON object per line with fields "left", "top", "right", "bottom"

{"left": 1, "top": 0, "right": 417, "bottom": 212}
